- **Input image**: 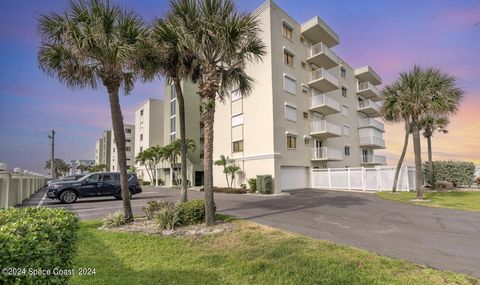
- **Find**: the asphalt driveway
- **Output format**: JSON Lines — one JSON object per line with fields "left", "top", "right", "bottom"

{"left": 25, "top": 187, "right": 480, "bottom": 277}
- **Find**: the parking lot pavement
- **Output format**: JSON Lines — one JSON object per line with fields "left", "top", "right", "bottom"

{"left": 21, "top": 186, "right": 480, "bottom": 277}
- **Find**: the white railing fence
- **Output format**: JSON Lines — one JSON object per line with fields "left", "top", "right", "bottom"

{"left": 311, "top": 166, "right": 415, "bottom": 192}
{"left": 0, "top": 162, "right": 46, "bottom": 208}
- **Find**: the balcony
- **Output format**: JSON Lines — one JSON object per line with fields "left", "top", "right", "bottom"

{"left": 309, "top": 93, "right": 340, "bottom": 115}
{"left": 358, "top": 99, "right": 380, "bottom": 117}
{"left": 310, "top": 120, "right": 342, "bottom": 139}
{"left": 361, "top": 154, "right": 387, "bottom": 165}
{"left": 308, "top": 68, "right": 339, "bottom": 93}
{"left": 359, "top": 136, "right": 386, "bottom": 149}
{"left": 358, "top": 118, "right": 385, "bottom": 132}
{"left": 357, "top": 82, "right": 381, "bottom": 100}
{"left": 307, "top": 43, "right": 339, "bottom": 69}
{"left": 311, "top": 147, "right": 342, "bottom": 161}
{"left": 354, "top": 66, "right": 382, "bottom": 85}
{"left": 301, "top": 17, "right": 339, "bottom": 47}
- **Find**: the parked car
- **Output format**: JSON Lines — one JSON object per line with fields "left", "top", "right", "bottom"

{"left": 47, "top": 174, "right": 85, "bottom": 185}
{"left": 47, "top": 172, "right": 142, "bottom": 204}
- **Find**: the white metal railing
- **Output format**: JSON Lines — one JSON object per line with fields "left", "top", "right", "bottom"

{"left": 359, "top": 136, "right": 386, "bottom": 148}
{"left": 361, "top": 154, "right": 387, "bottom": 165}
{"left": 358, "top": 118, "right": 384, "bottom": 131}
{"left": 309, "top": 42, "right": 339, "bottom": 62}
{"left": 310, "top": 94, "right": 340, "bottom": 111}
{"left": 358, "top": 99, "right": 381, "bottom": 111}
{"left": 310, "top": 120, "right": 342, "bottom": 135}
{"left": 311, "top": 147, "right": 342, "bottom": 160}
{"left": 357, "top": 82, "right": 380, "bottom": 95}
{"left": 309, "top": 68, "right": 339, "bottom": 86}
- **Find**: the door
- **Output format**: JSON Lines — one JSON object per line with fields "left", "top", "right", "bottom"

{"left": 99, "top": 173, "right": 117, "bottom": 195}
{"left": 280, "top": 166, "right": 309, "bottom": 191}
{"left": 80, "top": 174, "right": 102, "bottom": 196}
{"left": 195, "top": 171, "right": 204, "bottom": 186}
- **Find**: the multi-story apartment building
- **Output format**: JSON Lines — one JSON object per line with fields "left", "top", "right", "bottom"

{"left": 110, "top": 124, "right": 135, "bottom": 172}
{"left": 95, "top": 138, "right": 103, "bottom": 165}
{"left": 94, "top": 130, "right": 112, "bottom": 169}
{"left": 134, "top": 98, "right": 164, "bottom": 181}
{"left": 69, "top": 160, "right": 95, "bottom": 175}
{"left": 209, "top": 1, "right": 386, "bottom": 192}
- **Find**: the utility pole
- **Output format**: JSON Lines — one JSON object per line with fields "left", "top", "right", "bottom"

{"left": 48, "top": 129, "right": 55, "bottom": 179}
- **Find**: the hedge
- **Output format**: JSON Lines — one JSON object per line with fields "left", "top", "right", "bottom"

{"left": 257, "top": 175, "right": 273, "bottom": 194}
{"left": 423, "top": 161, "right": 475, "bottom": 187}
{"left": 178, "top": 200, "right": 205, "bottom": 226}
{"left": 0, "top": 207, "right": 79, "bottom": 285}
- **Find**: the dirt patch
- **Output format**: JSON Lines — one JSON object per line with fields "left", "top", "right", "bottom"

{"left": 101, "top": 218, "right": 236, "bottom": 237}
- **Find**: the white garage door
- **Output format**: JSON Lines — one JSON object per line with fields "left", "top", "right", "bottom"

{"left": 280, "top": 166, "right": 309, "bottom": 191}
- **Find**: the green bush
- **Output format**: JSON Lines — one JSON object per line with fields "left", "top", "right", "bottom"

{"left": 248, "top": 178, "right": 257, "bottom": 193}
{"left": 213, "top": 187, "right": 247, "bottom": 194}
{"left": 178, "top": 200, "right": 205, "bottom": 226}
{"left": 0, "top": 207, "right": 79, "bottom": 285}
{"left": 423, "top": 161, "right": 475, "bottom": 187}
{"left": 143, "top": 200, "right": 169, "bottom": 220}
{"left": 154, "top": 202, "right": 179, "bottom": 230}
{"left": 257, "top": 175, "right": 273, "bottom": 194}
{"left": 102, "top": 211, "right": 126, "bottom": 227}
{"left": 141, "top": 181, "right": 151, "bottom": 186}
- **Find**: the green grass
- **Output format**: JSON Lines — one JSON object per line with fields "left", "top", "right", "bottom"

{"left": 377, "top": 191, "right": 480, "bottom": 212}
{"left": 70, "top": 220, "right": 477, "bottom": 285}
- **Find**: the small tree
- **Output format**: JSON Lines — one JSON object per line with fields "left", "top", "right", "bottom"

{"left": 226, "top": 164, "right": 241, "bottom": 188}
{"left": 214, "top": 155, "right": 233, "bottom": 188}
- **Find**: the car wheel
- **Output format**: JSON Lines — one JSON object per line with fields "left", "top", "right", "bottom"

{"left": 60, "top": 190, "right": 78, "bottom": 204}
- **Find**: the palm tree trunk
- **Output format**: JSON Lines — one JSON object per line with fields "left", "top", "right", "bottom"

{"left": 224, "top": 169, "right": 229, "bottom": 188}
{"left": 411, "top": 121, "right": 423, "bottom": 200}
{"left": 107, "top": 83, "right": 133, "bottom": 221}
{"left": 202, "top": 99, "right": 216, "bottom": 225}
{"left": 392, "top": 122, "right": 410, "bottom": 192}
{"left": 427, "top": 135, "right": 435, "bottom": 190}
{"left": 175, "top": 80, "right": 188, "bottom": 202}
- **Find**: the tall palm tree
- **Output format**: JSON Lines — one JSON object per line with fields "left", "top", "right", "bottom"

{"left": 381, "top": 66, "right": 462, "bottom": 199}
{"left": 420, "top": 115, "right": 449, "bottom": 189}
{"left": 169, "top": 0, "right": 266, "bottom": 224}
{"left": 38, "top": 0, "right": 147, "bottom": 221}
{"left": 138, "top": 10, "right": 197, "bottom": 202}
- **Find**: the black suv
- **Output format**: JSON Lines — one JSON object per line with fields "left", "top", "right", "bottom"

{"left": 47, "top": 172, "right": 142, "bottom": 204}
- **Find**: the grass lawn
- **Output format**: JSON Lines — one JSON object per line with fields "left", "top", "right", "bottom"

{"left": 70, "top": 220, "right": 477, "bottom": 285}
{"left": 377, "top": 191, "right": 480, "bottom": 212}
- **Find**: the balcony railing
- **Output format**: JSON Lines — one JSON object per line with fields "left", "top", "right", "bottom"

{"left": 358, "top": 118, "right": 384, "bottom": 132}
{"left": 310, "top": 120, "right": 342, "bottom": 136}
{"left": 311, "top": 147, "right": 342, "bottom": 160}
{"left": 310, "top": 94, "right": 340, "bottom": 111}
{"left": 358, "top": 82, "right": 380, "bottom": 94}
{"left": 358, "top": 99, "right": 381, "bottom": 111}
{"left": 308, "top": 68, "right": 339, "bottom": 86}
{"left": 307, "top": 42, "right": 340, "bottom": 68}
{"left": 361, "top": 154, "right": 387, "bottom": 165}
{"left": 359, "top": 136, "right": 386, "bottom": 148}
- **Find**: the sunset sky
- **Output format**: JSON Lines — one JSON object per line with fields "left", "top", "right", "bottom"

{"left": 0, "top": 0, "right": 479, "bottom": 174}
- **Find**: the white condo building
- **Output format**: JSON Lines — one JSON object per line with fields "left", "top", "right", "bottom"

{"left": 110, "top": 124, "right": 135, "bottom": 172}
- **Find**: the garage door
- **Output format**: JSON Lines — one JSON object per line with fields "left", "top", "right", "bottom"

{"left": 280, "top": 166, "right": 309, "bottom": 191}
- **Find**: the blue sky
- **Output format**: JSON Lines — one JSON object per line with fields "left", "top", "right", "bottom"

{"left": 0, "top": 0, "right": 479, "bottom": 174}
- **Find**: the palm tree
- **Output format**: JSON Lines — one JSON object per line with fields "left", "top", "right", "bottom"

{"left": 214, "top": 155, "right": 233, "bottom": 187}
{"left": 139, "top": 10, "right": 197, "bottom": 202}
{"left": 169, "top": 0, "right": 266, "bottom": 224}
{"left": 135, "top": 150, "right": 153, "bottom": 182}
{"left": 151, "top": 145, "right": 165, "bottom": 187}
{"left": 381, "top": 66, "right": 463, "bottom": 199}
{"left": 226, "top": 164, "right": 241, "bottom": 188}
{"left": 38, "top": 0, "right": 147, "bottom": 221}
{"left": 420, "top": 115, "right": 449, "bottom": 189}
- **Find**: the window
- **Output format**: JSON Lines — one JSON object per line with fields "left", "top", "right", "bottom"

{"left": 304, "top": 138, "right": 310, "bottom": 145}
{"left": 342, "top": 87, "right": 347, "bottom": 97}
{"left": 102, "top": 174, "right": 112, "bottom": 182}
{"left": 340, "top": 67, "right": 346, "bottom": 78}
{"left": 287, "top": 135, "right": 297, "bottom": 149}
{"left": 140, "top": 147, "right": 143, "bottom": 152}
{"left": 125, "top": 128, "right": 131, "bottom": 133}
{"left": 126, "top": 139, "right": 131, "bottom": 143}
{"left": 232, "top": 140, "right": 244, "bottom": 152}
{"left": 232, "top": 113, "right": 244, "bottom": 127}
{"left": 140, "top": 109, "right": 144, "bottom": 116}
{"left": 140, "top": 134, "right": 143, "bottom": 141}
{"left": 300, "top": 37, "right": 305, "bottom": 44}
{"left": 301, "top": 61, "right": 306, "bottom": 69}
{"left": 283, "top": 50, "right": 294, "bottom": 66}
{"left": 285, "top": 105, "right": 297, "bottom": 122}
{"left": 284, "top": 75, "right": 296, "bottom": 94}
{"left": 170, "top": 133, "right": 176, "bottom": 142}
{"left": 343, "top": 125, "right": 350, "bottom": 136}
{"left": 170, "top": 117, "right": 176, "bottom": 133}
{"left": 231, "top": 89, "right": 241, "bottom": 101}
{"left": 341, "top": 104, "right": 349, "bottom": 117}
{"left": 170, "top": 84, "right": 176, "bottom": 99}
{"left": 170, "top": 100, "right": 176, "bottom": 116}
{"left": 282, "top": 23, "right": 292, "bottom": 40}
{"left": 344, "top": 145, "right": 351, "bottom": 156}
{"left": 126, "top": 147, "right": 131, "bottom": 151}
{"left": 303, "top": 112, "right": 308, "bottom": 119}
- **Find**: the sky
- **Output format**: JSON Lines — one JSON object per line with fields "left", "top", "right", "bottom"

{"left": 0, "top": 0, "right": 479, "bottom": 174}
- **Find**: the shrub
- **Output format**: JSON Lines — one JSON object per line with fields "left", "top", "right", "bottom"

{"left": 213, "top": 187, "right": 247, "bottom": 194}
{"left": 476, "top": 177, "right": 480, "bottom": 188}
{"left": 248, "top": 178, "right": 257, "bottom": 193}
{"left": 143, "top": 200, "right": 169, "bottom": 220}
{"left": 257, "top": 175, "right": 273, "bottom": 194}
{"left": 423, "top": 161, "right": 475, "bottom": 187}
{"left": 154, "top": 202, "right": 179, "bottom": 230}
{"left": 102, "top": 211, "right": 126, "bottom": 227}
{"left": 434, "top": 181, "right": 454, "bottom": 191}
{"left": 178, "top": 200, "right": 205, "bottom": 226}
{"left": 0, "top": 207, "right": 79, "bottom": 285}
{"left": 141, "top": 181, "right": 151, "bottom": 186}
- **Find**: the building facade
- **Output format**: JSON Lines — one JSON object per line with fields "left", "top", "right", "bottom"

{"left": 209, "top": 1, "right": 386, "bottom": 192}
{"left": 110, "top": 124, "right": 135, "bottom": 172}
{"left": 69, "top": 160, "right": 95, "bottom": 175}
{"left": 95, "top": 138, "right": 103, "bottom": 165}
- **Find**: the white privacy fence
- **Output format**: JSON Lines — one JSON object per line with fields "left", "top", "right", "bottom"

{"left": 311, "top": 166, "right": 416, "bottom": 192}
